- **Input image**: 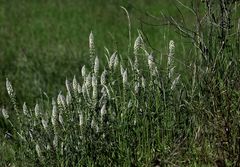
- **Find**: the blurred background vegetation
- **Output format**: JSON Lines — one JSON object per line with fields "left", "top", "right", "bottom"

{"left": 0, "top": 0, "right": 196, "bottom": 106}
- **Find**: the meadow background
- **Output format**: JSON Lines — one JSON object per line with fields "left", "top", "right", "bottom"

{"left": 0, "top": 0, "right": 240, "bottom": 166}
{"left": 0, "top": 0, "right": 193, "bottom": 106}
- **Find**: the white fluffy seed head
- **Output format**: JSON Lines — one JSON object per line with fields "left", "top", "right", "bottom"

{"left": 85, "top": 73, "right": 92, "bottom": 89}
{"left": 53, "top": 135, "right": 58, "bottom": 149}
{"left": 89, "top": 31, "right": 95, "bottom": 56}
{"left": 122, "top": 70, "right": 128, "bottom": 86}
{"left": 92, "top": 74, "right": 98, "bottom": 87}
{"left": 100, "top": 69, "right": 107, "bottom": 85}
{"left": 51, "top": 99, "right": 58, "bottom": 127}
{"left": 41, "top": 119, "right": 48, "bottom": 130}
{"left": 141, "top": 76, "right": 146, "bottom": 89}
{"left": 91, "top": 118, "right": 99, "bottom": 132}
{"left": 134, "top": 82, "right": 140, "bottom": 94}
{"left": 113, "top": 55, "right": 119, "bottom": 70}
{"left": 46, "top": 144, "right": 51, "bottom": 151}
{"left": 23, "top": 102, "right": 28, "bottom": 115}
{"left": 100, "top": 104, "right": 106, "bottom": 118}
{"left": 72, "top": 76, "right": 78, "bottom": 94}
{"left": 168, "top": 66, "right": 175, "bottom": 79}
{"left": 59, "top": 112, "right": 64, "bottom": 125}
{"left": 148, "top": 54, "right": 154, "bottom": 69}
{"left": 65, "top": 79, "right": 71, "bottom": 94}
{"left": 77, "top": 83, "right": 82, "bottom": 94}
{"left": 82, "top": 84, "right": 87, "bottom": 98}
{"left": 128, "top": 100, "right": 132, "bottom": 108}
{"left": 2, "top": 107, "right": 9, "bottom": 119}
{"left": 134, "top": 56, "right": 139, "bottom": 72}
{"left": 134, "top": 35, "right": 143, "bottom": 55}
{"left": 66, "top": 92, "right": 72, "bottom": 106}
{"left": 169, "top": 40, "right": 175, "bottom": 56}
{"left": 79, "top": 114, "right": 83, "bottom": 126}
{"left": 171, "top": 75, "right": 180, "bottom": 90}
{"left": 109, "top": 52, "right": 117, "bottom": 70}
{"left": 168, "top": 40, "right": 175, "bottom": 67}
{"left": 92, "top": 75, "right": 98, "bottom": 101}
{"left": 91, "top": 118, "right": 95, "bottom": 128}
{"left": 148, "top": 54, "right": 155, "bottom": 75}
{"left": 81, "top": 65, "right": 86, "bottom": 78}
{"left": 35, "top": 144, "right": 42, "bottom": 159}
{"left": 120, "top": 64, "right": 124, "bottom": 76}
{"left": 57, "top": 93, "right": 66, "bottom": 110}
{"left": 94, "top": 56, "right": 99, "bottom": 75}
{"left": 6, "top": 78, "right": 15, "bottom": 98}
{"left": 34, "top": 103, "right": 40, "bottom": 117}
{"left": 60, "top": 142, "right": 64, "bottom": 155}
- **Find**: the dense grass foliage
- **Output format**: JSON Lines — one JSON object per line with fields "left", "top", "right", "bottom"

{"left": 0, "top": 0, "right": 191, "bottom": 106}
{"left": 1, "top": 0, "right": 240, "bottom": 166}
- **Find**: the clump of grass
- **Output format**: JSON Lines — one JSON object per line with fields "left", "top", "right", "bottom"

{"left": 1, "top": 1, "right": 240, "bottom": 166}
{"left": 1, "top": 32, "right": 191, "bottom": 166}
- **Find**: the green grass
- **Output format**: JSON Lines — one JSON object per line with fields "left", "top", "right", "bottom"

{"left": 0, "top": 0, "right": 194, "bottom": 106}
{"left": 1, "top": 0, "right": 240, "bottom": 166}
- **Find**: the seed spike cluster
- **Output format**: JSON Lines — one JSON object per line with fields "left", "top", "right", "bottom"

{"left": 134, "top": 34, "right": 143, "bottom": 55}
{"left": 2, "top": 107, "right": 9, "bottom": 119}
{"left": 89, "top": 31, "right": 95, "bottom": 67}
{"left": 3, "top": 34, "right": 185, "bottom": 165}
{"left": 23, "top": 102, "right": 28, "bottom": 115}
{"left": 6, "top": 78, "right": 15, "bottom": 99}
{"left": 81, "top": 65, "right": 86, "bottom": 78}
{"left": 168, "top": 40, "right": 175, "bottom": 76}
{"left": 51, "top": 99, "right": 58, "bottom": 128}
{"left": 94, "top": 56, "right": 99, "bottom": 75}
{"left": 34, "top": 103, "right": 40, "bottom": 117}
{"left": 109, "top": 52, "right": 117, "bottom": 70}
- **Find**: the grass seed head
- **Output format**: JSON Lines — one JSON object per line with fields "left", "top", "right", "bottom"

{"left": 51, "top": 99, "right": 58, "bottom": 127}
{"left": 35, "top": 144, "right": 43, "bottom": 160}
{"left": 168, "top": 40, "right": 175, "bottom": 68}
{"left": 171, "top": 75, "right": 180, "bottom": 90}
{"left": 53, "top": 135, "right": 58, "bottom": 149}
{"left": 81, "top": 65, "right": 86, "bottom": 78}
{"left": 2, "top": 107, "right": 9, "bottom": 119}
{"left": 34, "top": 103, "right": 40, "bottom": 117}
{"left": 122, "top": 70, "right": 128, "bottom": 86}
{"left": 66, "top": 92, "right": 72, "bottom": 106}
{"left": 120, "top": 64, "right": 124, "bottom": 76}
{"left": 134, "top": 81, "right": 140, "bottom": 94}
{"left": 23, "top": 102, "right": 28, "bottom": 115}
{"left": 101, "top": 69, "right": 107, "bottom": 85}
{"left": 41, "top": 119, "right": 48, "bottom": 130}
{"left": 59, "top": 112, "right": 64, "bottom": 126}
{"left": 85, "top": 73, "right": 92, "bottom": 89}
{"left": 92, "top": 75, "right": 98, "bottom": 101}
{"left": 72, "top": 76, "right": 78, "bottom": 94}
{"left": 109, "top": 52, "right": 117, "bottom": 70}
{"left": 94, "top": 56, "right": 99, "bottom": 75}
{"left": 65, "top": 79, "right": 71, "bottom": 94}
{"left": 134, "top": 35, "right": 143, "bottom": 55}
{"left": 57, "top": 93, "right": 66, "bottom": 110}
{"left": 89, "top": 31, "right": 95, "bottom": 64}
{"left": 148, "top": 53, "right": 156, "bottom": 75}
{"left": 6, "top": 78, "right": 15, "bottom": 99}
{"left": 77, "top": 83, "right": 82, "bottom": 94}
{"left": 113, "top": 55, "right": 119, "bottom": 70}
{"left": 100, "top": 104, "right": 106, "bottom": 118}
{"left": 79, "top": 114, "right": 83, "bottom": 127}
{"left": 141, "top": 76, "right": 146, "bottom": 89}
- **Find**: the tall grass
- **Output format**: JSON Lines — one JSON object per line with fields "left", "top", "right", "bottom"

{"left": 1, "top": 0, "right": 240, "bottom": 166}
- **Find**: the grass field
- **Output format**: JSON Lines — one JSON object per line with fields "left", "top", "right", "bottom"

{"left": 1, "top": 0, "right": 240, "bottom": 166}
{"left": 0, "top": 0, "right": 195, "bottom": 105}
